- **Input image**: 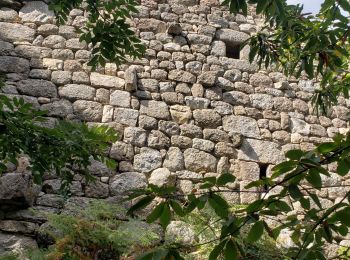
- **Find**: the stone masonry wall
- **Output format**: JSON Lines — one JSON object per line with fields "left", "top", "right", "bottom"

{"left": 0, "top": 0, "right": 349, "bottom": 255}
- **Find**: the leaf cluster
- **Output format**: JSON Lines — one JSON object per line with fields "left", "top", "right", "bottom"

{"left": 0, "top": 75, "right": 118, "bottom": 191}
{"left": 49, "top": 0, "right": 145, "bottom": 70}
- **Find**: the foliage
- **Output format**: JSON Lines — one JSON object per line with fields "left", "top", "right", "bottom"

{"left": 49, "top": 0, "right": 145, "bottom": 69}
{"left": 28, "top": 201, "right": 160, "bottom": 260}
{"left": 127, "top": 135, "right": 350, "bottom": 259}
{"left": 181, "top": 206, "right": 288, "bottom": 260}
{"left": 225, "top": 0, "right": 350, "bottom": 114}
{"left": 0, "top": 75, "right": 118, "bottom": 190}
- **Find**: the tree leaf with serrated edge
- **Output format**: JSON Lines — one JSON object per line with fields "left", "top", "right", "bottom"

{"left": 285, "top": 149, "right": 304, "bottom": 160}
{"left": 317, "top": 142, "right": 337, "bottom": 153}
{"left": 300, "top": 197, "right": 310, "bottom": 210}
{"left": 170, "top": 200, "right": 185, "bottom": 217}
{"left": 247, "top": 221, "right": 264, "bottom": 243}
{"left": 224, "top": 239, "right": 238, "bottom": 260}
{"left": 246, "top": 199, "right": 264, "bottom": 213}
{"left": 208, "top": 194, "right": 229, "bottom": 218}
{"left": 209, "top": 239, "right": 226, "bottom": 260}
{"left": 146, "top": 202, "right": 164, "bottom": 223}
{"left": 159, "top": 203, "right": 171, "bottom": 228}
{"left": 337, "top": 159, "right": 350, "bottom": 176}
{"left": 288, "top": 184, "right": 303, "bottom": 200}
{"left": 306, "top": 168, "right": 322, "bottom": 189}
{"left": 217, "top": 173, "right": 236, "bottom": 186}
{"left": 127, "top": 195, "right": 155, "bottom": 216}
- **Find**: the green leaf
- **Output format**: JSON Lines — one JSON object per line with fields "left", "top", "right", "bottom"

{"left": 224, "top": 239, "right": 238, "bottom": 260}
{"left": 285, "top": 149, "right": 304, "bottom": 160}
{"left": 288, "top": 184, "right": 303, "bottom": 200}
{"left": 247, "top": 221, "right": 264, "bottom": 243}
{"left": 146, "top": 202, "right": 164, "bottom": 223}
{"left": 300, "top": 197, "right": 310, "bottom": 210}
{"left": 317, "top": 142, "right": 337, "bottom": 153}
{"left": 209, "top": 240, "right": 226, "bottom": 260}
{"left": 159, "top": 203, "right": 171, "bottom": 228}
{"left": 337, "top": 159, "right": 350, "bottom": 176}
{"left": 170, "top": 200, "right": 185, "bottom": 217}
{"left": 208, "top": 194, "right": 229, "bottom": 218}
{"left": 127, "top": 195, "right": 155, "bottom": 216}
{"left": 306, "top": 168, "right": 322, "bottom": 189}
{"left": 217, "top": 173, "right": 236, "bottom": 186}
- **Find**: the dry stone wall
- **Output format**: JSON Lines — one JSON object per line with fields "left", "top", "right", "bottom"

{"left": 0, "top": 0, "right": 349, "bottom": 255}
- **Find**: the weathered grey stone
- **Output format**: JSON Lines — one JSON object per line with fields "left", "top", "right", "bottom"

{"left": 184, "top": 148, "right": 217, "bottom": 172}
{"left": 159, "top": 120, "right": 180, "bottom": 136}
{"left": 59, "top": 84, "right": 95, "bottom": 100}
{"left": 114, "top": 108, "right": 139, "bottom": 126}
{"left": 184, "top": 96, "right": 210, "bottom": 109}
{"left": 137, "top": 18, "right": 167, "bottom": 33}
{"left": 148, "top": 130, "right": 170, "bottom": 149}
{"left": 0, "top": 56, "right": 29, "bottom": 74}
{"left": 250, "top": 73, "right": 273, "bottom": 88}
{"left": 203, "top": 128, "right": 230, "bottom": 143}
{"left": 223, "top": 116, "right": 260, "bottom": 138}
{"left": 42, "top": 35, "right": 66, "bottom": 48}
{"left": 90, "top": 72, "right": 125, "bottom": 89}
{"left": 223, "top": 91, "right": 250, "bottom": 105}
{"left": 124, "top": 127, "right": 147, "bottom": 147}
{"left": 36, "top": 194, "right": 65, "bottom": 208}
{"left": 110, "top": 90, "right": 131, "bottom": 107}
{"left": 37, "top": 24, "right": 58, "bottom": 35}
{"left": 216, "top": 77, "right": 235, "bottom": 91}
{"left": 29, "top": 69, "right": 51, "bottom": 80}
{"left": 211, "top": 101, "right": 233, "bottom": 115}
{"left": 0, "top": 22, "right": 35, "bottom": 42}
{"left": 168, "top": 69, "right": 196, "bottom": 83}
{"left": 224, "top": 69, "right": 242, "bottom": 82}
{"left": 250, "top": 94, "right": 273, "bottom": 110}
{"left": 121, "top": 68, "right": 136, "bottom": 92}
{"left": 180, "top": 123, "right": 203, "bottom": 138}
{"left": 140, "top": 100, "right": 170, "bottom": 119}
{"left": 0, "top": 173, "right": 37, "bottom": 211}
{"left": 19, "top": 1, "right": 54, "bottom": 23}
{"left": 0, "top": 233, "right": 38, "bottom": 254}
{"left": 238, "top": 139, "right": 285, "bottom": 164}
{"left": 0, "top": 8, "right": 18, "bottom": 21}
{"left": 193, "top": 109, "right": 221, "bottom": 128}
{"left": 290, "top": 118, "right": 310, "bottom": 135}
{"left": 215, "top": 29, "right": 249, "bottom": 44}
{"left": 197, "top": 71, "right": 218, "bottom": 86}
{"left": 17, "top": 79, "right": 57, "bottom": 98}
{"left": 134, "top": 148, "right": 162, "bottom": 173}
{"left": 165, "top": 221, "right": 196, "bottom": 246}
{"left": 192, "top": 138, "right": 215, "bottom": 152}
{"left": 167, "top": 23, "right": 182, "bottom": 35}
{"left": 214, "top": 142, "right": 237, "bottom": 158}
{"left": 139, "top": 78, "right": 159, "bottom": 92}
{"left": 73, "top": 100, "right": 103, "bottom": 122}
{"left": 0, "top": 220, "right": 38, "bottom": 235}
{"left": 171, "top": 135, "right": 193, "bottom": 149}
{"left": 138, "top": 115, "right": 158, "bottom": 130}
{"left": 211, "top": 41, "right": 226, "bottom": 56}
{"left": 110, "top": 172, "right": 147, "bottom": 196}
{"left": 85, "top": 181, "right": 109, "bottom": 198}
{"left": 163, "top": 147, "right": 185, "bottom": 171}
{"left": 41, "top": 100, "right": 73, "bottom": 117}
{"left": 110, "top": 141, "right": 134, "bottom": 161}
{"left": 149, "top": 168, "right": 173, "bottom": 187}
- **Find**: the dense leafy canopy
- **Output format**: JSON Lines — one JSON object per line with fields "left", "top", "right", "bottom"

{"left": 49, "top": 0, "right": 145, "bottom": 69}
